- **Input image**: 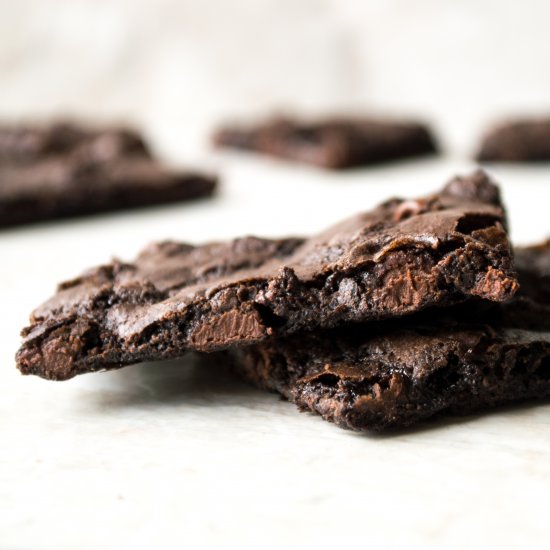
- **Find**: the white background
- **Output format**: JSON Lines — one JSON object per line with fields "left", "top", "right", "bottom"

{"left": 2, "top": 1, "right": 550, "bottom": 549}
{"left": 2, "top": 0, "right": 550, "bottom": 157}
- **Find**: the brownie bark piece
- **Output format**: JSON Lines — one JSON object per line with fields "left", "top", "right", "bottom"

{"left": 0, "top": 121, "right": 149, "bottom": 164}
{"left": 477, "top": 118, "right": 550, "bottom": 162}
{"left": 232, "top": 242, "right": 550, "bottom": 432}
{"left": 0, "top": 122, "right": 216, "bottom": 227}
{"left": 213, "top": 116, "right": 437, "bottom": 169}
{"left": 16, "top": 170, "right": 517, "bottom": 380}
{"left": 0, "top": 157, "right": 217, "bottom": 227}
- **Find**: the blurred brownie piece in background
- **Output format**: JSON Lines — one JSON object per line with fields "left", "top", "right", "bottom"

{"left": 213, "top": 115, "right": 437, "bottom": 169}
{"left": 0, "top": 121, "right": 217, "bottom": 228}
{"left": 477, "top": 118, "right": 550, "bottom": 162}
{"left": 0, "top": 122, "right": 149, "bottom": 164}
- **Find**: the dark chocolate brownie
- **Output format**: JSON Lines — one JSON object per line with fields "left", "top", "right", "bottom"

{"left": 232, "top": 243, "right": 550, "bottom": 432}
{"left": 213, "top": 115, "right": 437, "bottom": 169}
{"left": 0, "top": 121, "right": 149, "bottom": 164}
{"left": 16, "top": 170, "right": 517, "bottom": 380}
{"left": 0, "top": 157, "right": 217, "bottom": 227}
{"left": 477, "top": 118, "right": 550, "bottom": 162}
{"left": 0, "top": 122, "right": 217, "bottom": 227}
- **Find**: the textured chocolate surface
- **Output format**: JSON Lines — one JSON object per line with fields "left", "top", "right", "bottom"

{"left": 233, "top": 243, "right": 550, "bottom": 432}
{"left": 16, "top": 170, "right": 517, "bottom": 380}
{"left": 477, "top": 118, "right": 550, "bottom": 162}
{"left": 0, "top": 122, "right": 216, "bottom": 227}
{"left": 213, "top": 116, "right": 437, "bottom": 169}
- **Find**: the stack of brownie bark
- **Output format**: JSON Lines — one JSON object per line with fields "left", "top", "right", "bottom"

{"left": 0, "top": 121, "right": 216, "bottom": 227}
{"left": 16, "top": 169, "right": 550, "bottom": 432}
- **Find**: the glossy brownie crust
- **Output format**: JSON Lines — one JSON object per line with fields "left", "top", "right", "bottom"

{"left": 233, "top": 243, "right": 550, "bottom": 432}
{"left": 213, "top": 116, "right": 437, "bottom": 169}
{"left": 477, "top": 118, "right": 550, "bottom": 162}
{"left": 16, "top": 171, "right": 517, "bottom": 380}
{"left": 0, "top": 122, "right": 216, "bottom": 227}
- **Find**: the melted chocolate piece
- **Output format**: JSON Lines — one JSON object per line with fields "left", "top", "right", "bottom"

{"left": 16, "top": 170, "right": 517, "bottom": 380}
{"left": 233, "top": 243, "right": 550, "bottom": 432}
{"left": 477, "top": 118, "right": 550, "bottom": 162}
{"left": 213, "top": 116, "right": 437, "bottom": 169}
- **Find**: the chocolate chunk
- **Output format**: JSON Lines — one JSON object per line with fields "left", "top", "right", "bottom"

{"left": 0, "top": 122, "right": 217, "bottom": 227}
{"left": 213, "top": 115, "right": 437, "bottom": 169}
{"left": 16, "top": 170, "right": 517, "bottom": 380}
{"left": 477, "top": 118, "right": 550, "bottom": 162}
{"left": 232, "top": 243, "right": 550, "bottom": 432}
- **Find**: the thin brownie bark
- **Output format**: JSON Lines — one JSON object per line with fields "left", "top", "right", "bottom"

{"left": 232, "top": 243, "right": 550, "bottom": 432}
{"left": 213, "top": 116, "right": 437, "bottom": 169}
{"left": 0, "top": 121, "right": 149, "bottom": 164}
{"left": 0, "top": 122, "right": 217, "bottom": 227}
{"left": 477, "top": 118, "right": 550, "bottom": 162}
{"left": 0, "top": 157, "right": 217, "bottom": 227}
{"left": 16, "top": 170, "right": 517, "bottom": 380}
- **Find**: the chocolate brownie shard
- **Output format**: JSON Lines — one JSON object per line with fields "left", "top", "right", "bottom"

{"left": 477, "top": 118, "right": 550, "bottom": 162}
{"left": 0, "top": 158, "right": 217, "bottom": 227}
{"left": 0, "top": 121, "right": 149, "bottom": 164}
{"left": 0, "top": 121, "right": 217, "bottom": 227}
{"left": 16, "top": 170, "right": 517, "bottom": 380}
{"left": 232, "top": 242, "right": 550, "bottom": 432}
{"left": 213, "top": 115, "right": 437, "bottom": 169}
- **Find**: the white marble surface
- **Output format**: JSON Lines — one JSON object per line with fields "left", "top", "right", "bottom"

{"left": 2, "top": 154, "right": 550, "bottom": 549}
